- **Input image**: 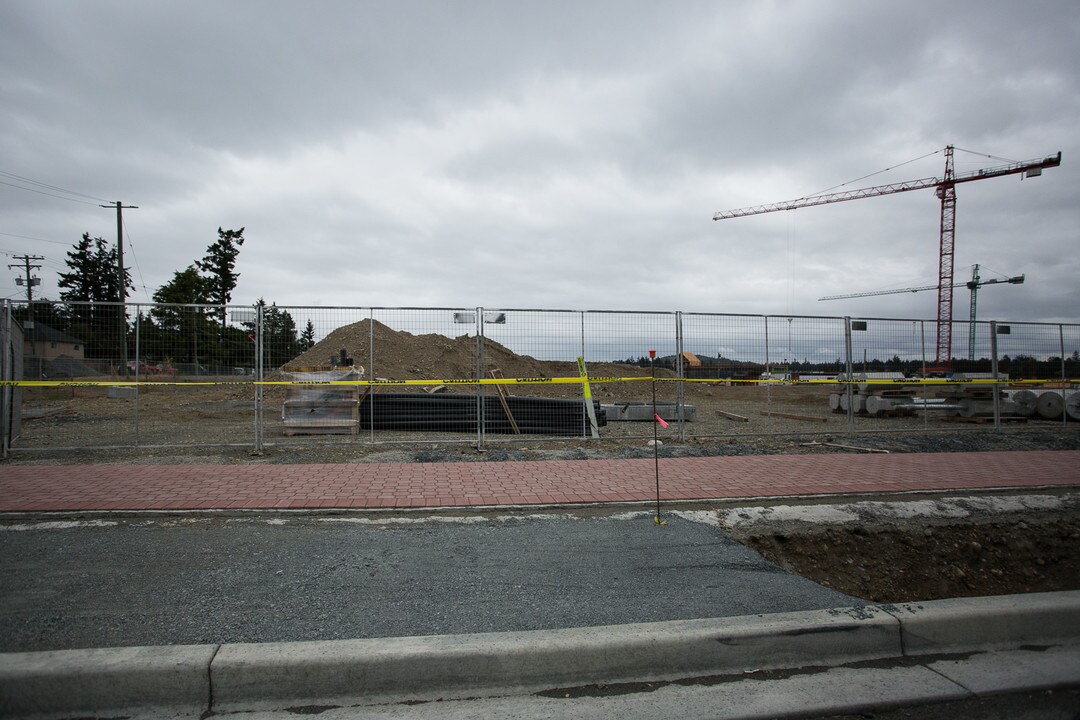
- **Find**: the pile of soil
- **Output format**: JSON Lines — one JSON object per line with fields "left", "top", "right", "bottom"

{"left": 737, "top": 509, "right": 1080, "bottom": 603}
{"left": 282, "top": 318, "right": 658, "bottom": 385}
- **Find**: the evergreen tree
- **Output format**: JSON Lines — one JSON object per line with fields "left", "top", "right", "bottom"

{"left": 57, "top": 233, "right": 132, "bottom": 305}
{"left": 252, "top": 299, "right": 302, "bottom": 368}
{"left": 300, "top": 319, "right": 316, "bottom": 351}
{"left": 149, "top": 266, "right": 213, "bottom": 364}
{"left": 196, "top": 227, "right": 245, "bottom": 326}
{"left": 56, "top": 233, "right": 132, "bottom": 358}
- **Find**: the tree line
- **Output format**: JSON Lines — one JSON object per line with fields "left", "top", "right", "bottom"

{"left": 619, "top": 352, "right": 1080, "bottom": 380}
{"left": 14, "top": 228, "right": 316, "bottom": 372}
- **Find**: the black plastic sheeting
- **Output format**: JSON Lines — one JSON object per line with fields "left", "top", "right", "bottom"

{"left": 358, "top": 393, "right": 606, "bottom": 436}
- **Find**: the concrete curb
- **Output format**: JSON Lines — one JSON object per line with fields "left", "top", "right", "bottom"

{"left": 882, "top": 590, "right": 1080, "bottom": 654}
{"left": 211, "top": 606, "right": 897, "bottom": 712}
{"left": 0, "top": 644, "right": 216, "bottom": 719}
{"left": 2, "top": 591, "right": 1079, "bottom": 719}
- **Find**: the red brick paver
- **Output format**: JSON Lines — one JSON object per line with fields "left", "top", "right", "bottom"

{"left": 1, "top": 451, "right": 1077, "bottom": 513}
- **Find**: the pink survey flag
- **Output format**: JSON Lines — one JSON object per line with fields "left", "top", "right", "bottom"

{"left": 654, "top": 414, "right": 668, "bottom": 428}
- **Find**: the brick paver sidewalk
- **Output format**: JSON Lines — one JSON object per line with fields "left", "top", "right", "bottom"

{"left": 1, "top": 451, "right": 1077, "bottom": 513}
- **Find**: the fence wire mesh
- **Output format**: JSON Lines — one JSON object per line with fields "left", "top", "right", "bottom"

{"left": 2, "top": 300, "right": 1077, "bottom": 456}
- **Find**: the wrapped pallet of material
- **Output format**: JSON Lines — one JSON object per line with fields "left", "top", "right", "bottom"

{"left": 282, "top": 366, "right": 365, "bottom": 435}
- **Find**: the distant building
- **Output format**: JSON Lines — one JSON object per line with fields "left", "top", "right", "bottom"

{"left": 24, "top": 322, "right": 85, "bottom": 361}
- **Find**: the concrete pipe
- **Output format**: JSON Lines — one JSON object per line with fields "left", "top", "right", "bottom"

{"left": 956, "top": 398, "right": 978, "bottom": 418}
{"left": 839, "top": 393, "right": 865, "bottom": 413}
{"left": 1009, "top": 389, "right": 1039, "bottom": 417}
{"left": 864, "top": 395, "right": 916, "bottom": 416}
{"left": 1065, "top": 391, "right": 1080, "bottom": 422}
{"left": 1036, "top": 391, "right": 1065, "bottom": 420}
{"left": 828, "top": 393, "right": 842, "bottom": 412}
{"left": 864, "top": 395, "right": 890, "bottom": 416}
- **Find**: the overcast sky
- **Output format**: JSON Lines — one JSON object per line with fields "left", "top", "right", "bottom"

{"left": 2, "top": 0, "right": 1077, "bottom": 328}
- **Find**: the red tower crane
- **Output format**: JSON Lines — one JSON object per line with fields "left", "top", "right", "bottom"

{"left": 713, "top": 146, "right": 1061, "bottom": 368}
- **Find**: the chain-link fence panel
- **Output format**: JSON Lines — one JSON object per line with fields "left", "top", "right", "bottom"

{"left": 478, "top": 309, "right": 597, "bottom": 443}
{"left": 1, "top": 302, "right": 1076, "bottom": 457}
{"left": 11, "top": 300, "right": 138, "bottom": 449}
{"left": 257, "top": 305, "right": 370, "bottom": 446}
{"left": 679, "top": 313, "right": 767, "bottom": 438}
{"left": 129, "top": 303, "right": 258, "bottom": 448}
{"left": 581, "top": 310, "right": 677, "bottom": 442}
{"left": 997, "top": 321, "right": 1078, "bottom": 426}
{"left": 1062, "top": 324, "right": 1080, "bottom": 423}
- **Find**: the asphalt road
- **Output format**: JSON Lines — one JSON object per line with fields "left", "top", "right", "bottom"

{"left": 0, "top": 510, "right": 858, "bottom": 653}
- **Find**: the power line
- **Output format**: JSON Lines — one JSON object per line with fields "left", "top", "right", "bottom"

{"left": 0, "top": 249, "right": 63, "bottom": 271}
{"left": 0, "top": 179, "right": 103, "bottom": 206}
{"left": 121, "top": 217, "right": 151, "bottom": 302}
{"left": 0, "top": 170, "right": 110, "bottom": 203}
{"left": 0, "top": 231, "right": 72, "bottom": 246}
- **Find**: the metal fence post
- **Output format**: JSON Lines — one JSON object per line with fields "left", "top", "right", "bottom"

{"left": 1, "top": 300, "right": 10, "bottom": 459}
{"left": 580, "top": 310, "right": 587, "bottom": 439}
{"left": 476, "top": 306, "right": 484, "bottom": 451}
{"left": 675, "top": 311, "right": 685, "bottom": 442}
{"left": 368, "top": 308, "right": 375, "bottom": 443}
{"left": 1060, "top": 324, "right": 1068, "bottom": 427}
{"left": 764, "top": 316, "right": 772, "bottom": 432}
{"left": 255, "top": 302, "right": 264, "bottom": 453}
{"left": 844, "top": 316, "right": 854, "bottom": 436}
{"left": 133, "top": 310, "right": 141, "bottom": 446}
{"left": 990, "top": 321, "right": 1001, "bottom": 430}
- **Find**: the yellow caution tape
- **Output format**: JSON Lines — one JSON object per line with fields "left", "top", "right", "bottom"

{"left": 577, "top": 357, "right": 593, "bottom": 401}
{"left": 0, "top": 376, "right": 1075, "bottom": 388}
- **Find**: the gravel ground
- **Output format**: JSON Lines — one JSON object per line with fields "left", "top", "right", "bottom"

{"left": 6, "top": 426, "right": 1079, "bottom": 465}
{"left": 10, "top": 381, "right": 1078, "bottom": 465}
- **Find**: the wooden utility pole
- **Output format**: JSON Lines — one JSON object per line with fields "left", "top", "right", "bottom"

{"left": 101, "top": 201, "right": 137, "bottom": 373}
{"left": 7, "top": 255, "right": 43, "bottom": 303}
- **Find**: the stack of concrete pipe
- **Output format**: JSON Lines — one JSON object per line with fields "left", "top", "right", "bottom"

{"left": 826, "top": 372, "right": 1080, "bottom": 421}
{"left": 829, "top": 373, "right": 914, "bottom": 417}
{"left": 1007, "top": 388, "right": 1078, "bottom": 420}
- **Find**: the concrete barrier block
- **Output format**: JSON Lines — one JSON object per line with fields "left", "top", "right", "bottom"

{"left": 107, "top": 386, "right": 137, "bottom": 399}
{"left": 0, "top": 644, "right": 216, "bottom": 719}
{"left": 211, "top": 606, "right": 900, "bottom": 711}
{"left": 885, "top": 590, "right": 1080, "bottom": 655}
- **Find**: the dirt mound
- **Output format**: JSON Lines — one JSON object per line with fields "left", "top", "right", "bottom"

{"left": 745, "top": 514, "right": 1080, "bottom": 602}
{"left": 284, "top": 319, "right": 656, "bottom": 384}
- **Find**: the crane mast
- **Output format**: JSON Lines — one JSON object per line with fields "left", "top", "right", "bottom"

{"left": 935, "top": 145, "right": 958, "bottom": 369}
{"left": 714, "top": 146, "right": 1061, "bottom": 369}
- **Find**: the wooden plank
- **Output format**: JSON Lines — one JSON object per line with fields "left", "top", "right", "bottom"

{"left": 716, "top": 409, "right": 750, "bottom": 422}
{"left": 489, "top": 369, "right": 521, "bottom": 435}
{"left": 759, "top": 411, "right": 828, "bottom": 423}
{"left": 937, "top": 415, "right": 1028, "bottom": 424}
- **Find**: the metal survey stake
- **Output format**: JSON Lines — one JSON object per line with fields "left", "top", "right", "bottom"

{"left": 649, "top": 349, "right": 666, "bottom": 525}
